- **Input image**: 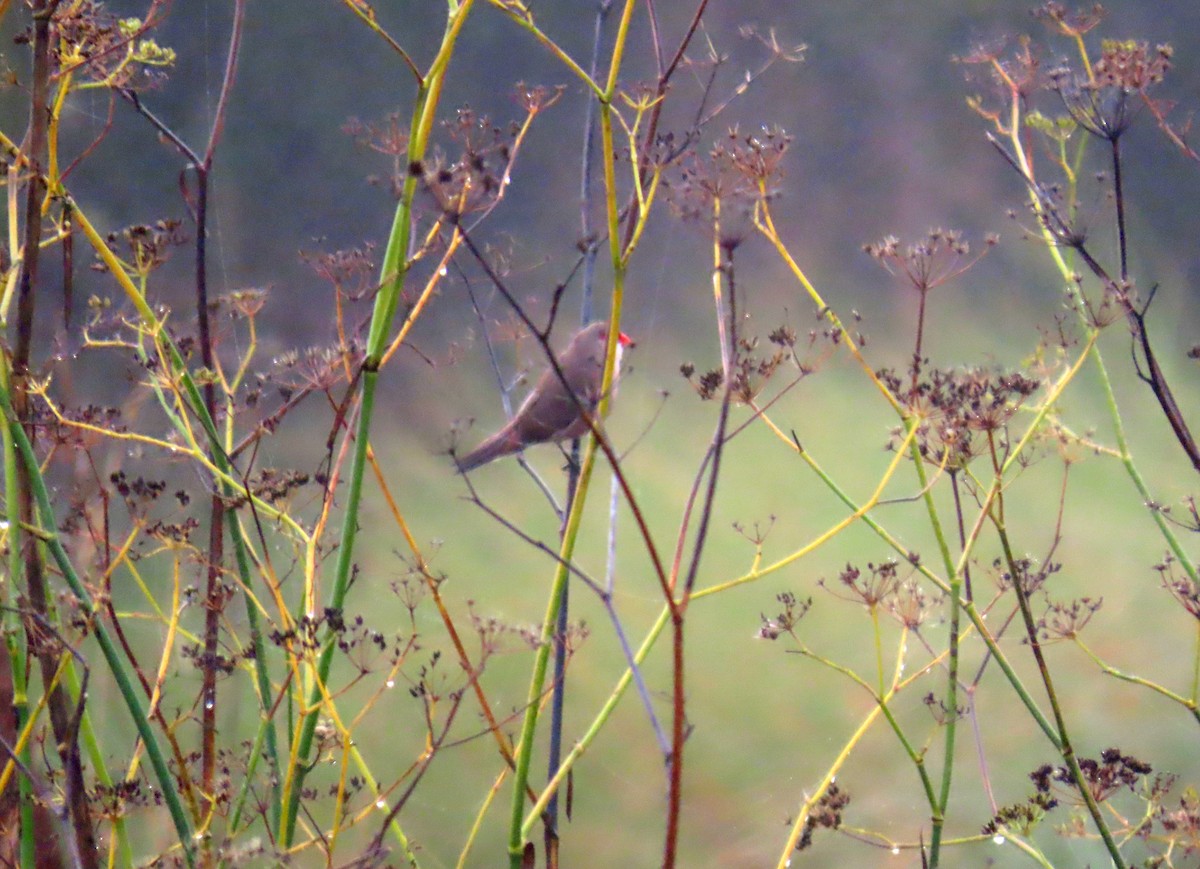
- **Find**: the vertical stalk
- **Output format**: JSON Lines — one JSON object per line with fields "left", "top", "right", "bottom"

{"left": 194, "top": 166, "right": 226, "bottom": 861}
{"left": 544, "top": 493, "right": 571, "bottom": 867}
{"left": 278, "top": 2, "right": 476, "bottom": 847}
{"left": 0, "top": 360, "right": 35, "bottom": 869}
{"left": 507, "top": 438, "right": 602, "bottom": 868}
{"left": 903, "top": 427, "right": 961, "bottom": 868}
{"left": 11, "top": 2, "right": 100, "bottom": 864}
{"left": 1110, "top": 136, "right": 1127, "bottom": 282}
{"left": 542, "top": 4, "right": 617, "bottom": 856}
{"left": 0, "top": 387, "right": 196, "bottom": 867}
{"left": 996, "top": 528, "right": 1126, "bottom": 868}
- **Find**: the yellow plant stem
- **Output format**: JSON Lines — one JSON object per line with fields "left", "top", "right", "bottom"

{"left": 755, "top": 202, "right": 901, "bottom": 414}
{"left": 145, "top": 556, "right": 184, "bottom": 722}
{"left": 698, "top": 424, "right": 918, "bottom": 597}
{"left": 777, "top": 704, "right": 882, "bottom": 864}
{"left": 488, "top": 1, "right": 604, "bottom": 98}
{"left": 378, "top": 241, "right": 454, "bottom": 369}
{"left": 776, "top": 626, "right": 943, "bottom": 864}
{"left": 459, "top": 762, "right": 511, "bottom": 869}
{"left": 1074, "top": 636, "right": 1200, "bottom": 722}
{"left": 283, "top": 667, "right": 414, "bottom": 863}
{"left": 523, "top": 605, "right": 671, "bottom": 838}
{"left": 0, "top": 652, "right": 59, "bottom": 797}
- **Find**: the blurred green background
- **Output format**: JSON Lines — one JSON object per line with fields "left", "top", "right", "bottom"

{"left": 6, "top": 0, "right": 1200, "bottom": 866}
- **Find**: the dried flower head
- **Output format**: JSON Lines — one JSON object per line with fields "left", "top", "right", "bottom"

{"left": 992, "top": 554, "right": 1061, "bottom": 595}
{"left": 796, "top": 783, "right": 850, "bottom": 851}
{"left": 864, "top": 228, "right": 995, "bottom": 295}
{"left": 682, "top": 328, "right": 805, "bottom": 403}
{"left": 53, "top": 5, "right": 175, "bottom": 90}
{"left": 1155, "top": 554, "right": 1200, "bottom": 620}
{"left": 756, "top": 591, "right": 811, "bottom": 641}
{"left": 819, "top": 560, "right": 904, "bottom": 609}
{"left": 1031, "top": 749, "right": 1152, "bottom": 805}
{"left": 1157, "top": 784, "right": 1200, "bottom": 855}
{"left": 301, "top": 243, "right": 379, "bottom": 302}
{"left": 97, "top": 219, "right": 186, "bottom": 277}
{"left": 1033, "top": 2, "right": 1105, "bottom": 39}
{"left": 1038, "top": 595, "right": 1102, "bottom": 641}
{"left": 670, "top": 126, "right": 792, "bottom": 246}
{"left": 886, "top": 577, "right": 942, "bottom": 630}
{"left": 880, "top": 366, "right": 1042, "bottom": 470}
{"left": 983, "top": 791, "right": 1059, "bottom": 838}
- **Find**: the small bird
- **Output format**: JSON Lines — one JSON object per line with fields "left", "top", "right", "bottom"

{"left": 456, "top": 320, "right": 634, "bottom": 472}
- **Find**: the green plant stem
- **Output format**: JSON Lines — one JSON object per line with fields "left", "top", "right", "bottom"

{"left": 799, "top": 634, "right": 941, "bottom": 812}
{"left": 1089, "top": 339, "right": 1197, "bottom": 583}
{"left": 902, "top": 423, "right": 961, "bottom": 868}
{"left": 0, "top": 385, "right": 195, "bottom": 868}
{"left": 502, "top": 295, "right": 632, "bottom": 861}
{"left": 224, "top": 702, "right": 275, "bottom": 848}
{"left": 1073, "top": 637, "right": 1200, "bottom": 727}
{"left": 507, "top": 450, "right": 596, "bottom": 867}
{"left": 225, "top": 509, "right": 283, "bottom": 835}
{"left": 13, "top": 673, "right": 34, "bottom": 869}
{"left": 876, "top": 696, "right": 940, "bottom": 810}
{"left": 507, "top": 15, "right": 636, "bottom": 855}
{"left": 279, "top": 4, "right": 475, "bottom": 851}
{"left": 1014, "top": 92, "right": 1197, "bottom": 583}
{"left": 506, "top": 4, "right": 637, "bottom": 861}
{"left": 279, "top": 373, "right": 408, "bottom": 856}
{"left": 218, "top": 361, "right": 282, "bottom": 834}
{"left": 0, "top": 359, "right": 36, "bottom": 869}
{"left": 996, "top": 526, "right": 1126, "bottom": 868}
{"left": 62, "top": 655, "right": 134, "bottom": 868}
{"left": 521, "top": 604, "right": 671, "bottom": 838}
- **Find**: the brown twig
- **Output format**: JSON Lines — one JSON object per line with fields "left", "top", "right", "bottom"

{"left": 453, "top": 223, "right": 673, "bottom": 600}
{"left": 11, "top": 2, "right": 100, "bottom": 864}
{"left": 663, "top": 243, "right": 736, "bottom": 868}
{"left": 120, "top": 0, "right": 248, "bottom": 843}
{"left": 989, "top": 133, "right": 1200, "bottom": 475}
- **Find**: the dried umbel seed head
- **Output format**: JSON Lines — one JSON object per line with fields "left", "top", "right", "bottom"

{"left": 879, "top": 365, "right": 1042, "bottom": 470}
{"left": 1032, "top": 749, "right": 1153, "bottom": 804}
{"left": 98, "top": 219, "right": 186, "bottom": 275}
{"left": 756, "top": 592, "right": 811, "bottom": 641}
{"left": 863, "top": 228, "right": 995, "bottom": 295}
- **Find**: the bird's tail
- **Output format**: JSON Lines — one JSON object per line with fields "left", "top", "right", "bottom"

{"left": 455, "top": 428, "right": 521, "bottom": 473}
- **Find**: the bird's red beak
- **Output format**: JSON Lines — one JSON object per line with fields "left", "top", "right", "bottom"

{"left": 617, "top": 331, "right": 635, "bottom": 348}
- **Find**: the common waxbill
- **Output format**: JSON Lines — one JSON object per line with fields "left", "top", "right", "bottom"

{"left": 456, "top": 320, "right": 634, "bottom": 471}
